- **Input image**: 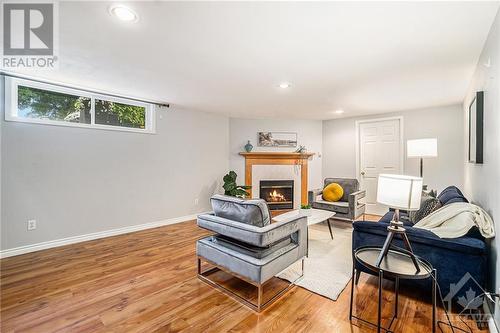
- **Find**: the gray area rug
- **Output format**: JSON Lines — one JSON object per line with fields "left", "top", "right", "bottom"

{"left": 277, "top": 220, "right": 353, "bottom": 300}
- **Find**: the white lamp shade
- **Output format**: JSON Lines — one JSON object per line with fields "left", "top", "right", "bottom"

{"left": 377, "top": 174, "right": 423, "bottom": 210}
{"left": 407, "top": 138, "right": 438, "bottom": 158}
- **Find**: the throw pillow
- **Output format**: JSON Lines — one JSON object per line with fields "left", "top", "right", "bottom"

{"left": 211, "top": 194, "right": 271, "bottom": 227}
{"left": 412, "top": 198, "right": 442, "bottom": 223}
{"left": 408, "top": 191, "right": 434, "bottom": 222}
{"left": 323, "top": 183, "right": 344, "bottom": 202}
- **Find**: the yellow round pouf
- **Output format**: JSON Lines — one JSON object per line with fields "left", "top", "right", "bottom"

{"left": 322, "top": 183, "right": 344, "bottom": 202}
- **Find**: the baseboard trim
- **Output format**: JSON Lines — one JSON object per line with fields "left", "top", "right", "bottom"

{"left": 0, "top": 212, "right": 208, "bottom": 259}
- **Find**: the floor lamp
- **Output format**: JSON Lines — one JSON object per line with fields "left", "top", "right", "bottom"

{"left": 407, "top": 138, "right": 438, "bottom": 178}
{"left": 375, "top": 174, "right": 423, "bottom": 271}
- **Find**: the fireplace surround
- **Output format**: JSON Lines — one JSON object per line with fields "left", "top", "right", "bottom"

{"left": 239, "top": 152, "right": 314, "bottom": 207}
{"left": 259, "top": 180, "right": 294, "bottom": 210}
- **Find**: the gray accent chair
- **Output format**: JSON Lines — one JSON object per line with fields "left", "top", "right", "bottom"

{"left": 308, "top": 178, "right": 366, "bottom": 222}
{"left": 197, "top": 194, "right": 308, "bottom": 312}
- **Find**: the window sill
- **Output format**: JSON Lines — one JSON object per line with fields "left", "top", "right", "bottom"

{"left": 4, "top": 116, "right": 156, "bottom": 134}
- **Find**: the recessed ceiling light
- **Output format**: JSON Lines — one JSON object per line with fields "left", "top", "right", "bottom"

{"left": 279, "top": 82, "right": 291, "bottom": 89}
{"left": 109, "top": 5, "right": 138, "bottom": 22}
{"left": 334, "top": 109, "right": 345, "bottom": 114}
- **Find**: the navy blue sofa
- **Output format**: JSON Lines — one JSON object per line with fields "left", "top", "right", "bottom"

{"left": 352, "top": 186, "right": 488, "bottom": 298}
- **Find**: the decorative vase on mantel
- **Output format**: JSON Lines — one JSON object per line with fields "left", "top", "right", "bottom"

{"left": 244, "top": 140, "right": 253, "bottom": 152}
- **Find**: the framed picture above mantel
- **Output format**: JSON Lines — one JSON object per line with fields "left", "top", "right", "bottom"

{"left": 468, "top": 91, "right": 484, "bottom": 164}
{"left": 258, "top": 132, "right": 297, "bottom": 147}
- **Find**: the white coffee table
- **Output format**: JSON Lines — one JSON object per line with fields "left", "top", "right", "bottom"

{"left": 273, "top": 208, "right": 336, "bottom": 239}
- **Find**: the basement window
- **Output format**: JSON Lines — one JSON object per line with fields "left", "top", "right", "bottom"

{"left": 4, "top": 77, "right": 155, "bottom": 133}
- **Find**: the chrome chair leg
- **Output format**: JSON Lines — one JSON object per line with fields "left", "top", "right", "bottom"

{"left": 257, "top": 285, "right": 263, "bottom": 312}
{"left": 197, "top": 256, "right": 305, "bottom": 313}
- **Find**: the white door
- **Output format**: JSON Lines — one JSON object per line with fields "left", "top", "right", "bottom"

{"left": 358, "top": 118, "right": 402, "bottom": 215}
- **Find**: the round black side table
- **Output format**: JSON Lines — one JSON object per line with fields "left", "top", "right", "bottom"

{"left": 350, "top": 246, "right": 437, "bottom": 333}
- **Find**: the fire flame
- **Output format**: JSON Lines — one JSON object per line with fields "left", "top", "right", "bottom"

{"left": 268, "top": 189, "right": 286, "bottom": 202}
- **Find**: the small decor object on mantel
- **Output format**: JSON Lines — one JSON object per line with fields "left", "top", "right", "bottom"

{"left": 294, "top": 145, "right": 307, "bottom": 154}
{"left": 300, "top": 204, "right": 312, "bottom": 217}
{"left": 244, "top": 140, "right": 253, "bottom": 152}
{"left": 222, "top": 171, "right": 251, "bottom": 198}
{"left": 258, "top": 132, "right": 297, "bottom": 147}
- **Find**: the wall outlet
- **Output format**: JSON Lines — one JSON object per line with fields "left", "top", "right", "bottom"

{"left": 27, "top": 219, "right": 37, "bottom": 231}
{"left": 194, "top": 198, "right": 199, "bottom": 205}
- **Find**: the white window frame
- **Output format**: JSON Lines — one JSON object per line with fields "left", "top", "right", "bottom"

{"left": 4, "top": 77, "right": 156, "bottom": 134}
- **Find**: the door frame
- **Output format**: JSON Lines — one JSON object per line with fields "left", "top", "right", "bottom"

{"left": 355, "top": 116, "right": 405, "bottom": 184}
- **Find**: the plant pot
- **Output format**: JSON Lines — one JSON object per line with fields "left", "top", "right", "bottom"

{"left": 300, "top": 209, "right": 312, "bottom": 217}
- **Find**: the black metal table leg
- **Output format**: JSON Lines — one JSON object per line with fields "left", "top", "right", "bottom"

{"left": 350, "top": 267, "right": 355, "bottom": 320}
{"left": 327, "top": 219, "right": 333, "bottom": 239}
{"left": 355, "top": 270, "right": 361, "bottom": 285}
{"left": 394, "top": 277, "right": 399, "bottom": 318}
{"left": 351, "top": 247, "right": 434, "bottom": 333}
{"left": 432, "top": 269, "right": 436, "bottom": 333}
{"left": 378, "top": 269, "right": 383, "bottom": 333}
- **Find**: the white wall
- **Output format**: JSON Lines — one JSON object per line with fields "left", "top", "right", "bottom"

{"left": 229, "top": 118, "right": 323, "bottom": 190}
{"left": 463, "top": 8, "right": 500, "bottom": 312}
{"left": 0, "top": 75, "right": 229, "bottom": 251}
{"left": 322, "top": 105, "right": 464, "bottom": 193}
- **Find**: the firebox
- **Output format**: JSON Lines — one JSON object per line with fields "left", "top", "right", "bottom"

{"left": 259, "top": 180, "right": 294, "bottom": 210}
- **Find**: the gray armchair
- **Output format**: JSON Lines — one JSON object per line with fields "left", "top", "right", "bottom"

{"left": 196, "top": 194, "right": 307, "bottom": 312}
{"left": 308, "top": 178, "right": 366, "bottom": 222}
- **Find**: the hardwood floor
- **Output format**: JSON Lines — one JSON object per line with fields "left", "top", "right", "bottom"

{"left": 0, "top": 218, "right": 485, "bottom": 332}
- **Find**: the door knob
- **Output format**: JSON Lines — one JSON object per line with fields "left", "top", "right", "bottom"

{"left": 361, "top": 171, "right": 365, "bottom": 176}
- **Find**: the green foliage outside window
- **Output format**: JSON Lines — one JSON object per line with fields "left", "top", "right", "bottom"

{"left": 17, "top": 85, "right": 146, "bottom": 128}
{"left": 95, "top": 99, "right": 145, "bottom": 128}
{"left": 18, "top": 85, "right": 91, "bottom": 123}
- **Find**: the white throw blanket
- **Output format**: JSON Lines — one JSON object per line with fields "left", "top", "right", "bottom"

{"left": 414, "top": 202, "right": 495, "bottom": 239}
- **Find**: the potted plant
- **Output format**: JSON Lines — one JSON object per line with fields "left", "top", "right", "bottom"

{"left": 300, "top": 204, "right": 312, "bottom": 217}
{"left": 223, "top": 171, "right": 251, "bottom": 198}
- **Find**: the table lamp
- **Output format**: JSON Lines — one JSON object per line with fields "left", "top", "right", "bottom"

{"left": 407, "top": 138, "right": 438, "bottom": 178}
{"left": 375, "top": 174, "right": 423, "bottom": 271}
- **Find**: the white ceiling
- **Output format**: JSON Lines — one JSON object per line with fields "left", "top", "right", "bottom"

{"left": 10, "top": 1, "right": 500, "bottom": 119}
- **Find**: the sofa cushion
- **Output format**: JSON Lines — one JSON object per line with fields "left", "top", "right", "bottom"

{"left": 211, "top": 194, "right": 271, "bottom": 227}
{"left": 212, "top": 235, "right": 292, "bottom": 259}
{"left": 324, "top": 178, "right": 359, "bottom": 202}
{"left": 353, "top": 221, "right": 486, "bottom": 255}
{"left": 197, "top": 236, "right": 300, "bottom": 283}
{"left": 312, "top": 200, "right": 349, "bottom": 214}
{"left": 438, "top": 186, "right": 469, "bottom": 205}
